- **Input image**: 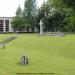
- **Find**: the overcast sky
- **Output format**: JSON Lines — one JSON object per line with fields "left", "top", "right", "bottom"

{"left": 0, "top": 0, "right": 47, "bottom": 17}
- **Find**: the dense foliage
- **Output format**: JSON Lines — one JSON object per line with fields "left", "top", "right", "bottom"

{"left": 11, "top": 17, "right": 25, "bottom": 31}
{"left": 36, "top": 0, "right": 75, "bottom": 32}
{"left": 12, "top": 0, "right": 75, "bottom": 32}
{"left": 12, "top": 0, "right": 37, "bottom": 31}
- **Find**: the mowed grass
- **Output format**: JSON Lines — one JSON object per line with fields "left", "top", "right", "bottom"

{"left": 0, "top": 34, "right": 75, "bottom": 75}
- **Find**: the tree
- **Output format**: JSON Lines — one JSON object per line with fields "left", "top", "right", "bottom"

{"left": 63, "top": 0, "right": 75, "bottom": 9}
{"left": 11, "top": 6, "right": 25, "bottom": 31}
{"left": 12, "top": 0, "right": 38, "bottom": 32}
{"left": 11, "top": 17, "right": 25, "bottom": 31}
{"left": 35, "top": 0, "right": 69, "bottom": 32}
{"left": 16, "top": 5, "right": 22, "bottom": 17}
{"left": 23, "top": 0, "right": 37, "bottom": 30}
{"left": 43, "top": 11, "right": 66, "bottom": 32}
{"left": 35, "top": 1, "right": 51, "bottom": 31}
{"left": 52, "top": 0, "right": 75, "bottom": 32}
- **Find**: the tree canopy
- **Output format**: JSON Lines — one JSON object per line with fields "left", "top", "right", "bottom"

{"left": 11, "top": 0, "right": 75, "bottom": 32}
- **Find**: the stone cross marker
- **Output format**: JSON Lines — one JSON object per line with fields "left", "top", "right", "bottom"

{"left": 39, "top": 20, "right": 43, "bottom": 35}
{"left": 20, "top": 56, "right": 28, "bottom": 65}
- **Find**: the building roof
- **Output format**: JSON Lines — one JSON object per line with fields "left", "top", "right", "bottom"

{"left": 0, "top": 17, "right": 13, "bottom": 18}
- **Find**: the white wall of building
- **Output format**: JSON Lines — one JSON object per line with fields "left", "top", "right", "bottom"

{"left": 0, "top": 17, "right": 13, "bottom": 32}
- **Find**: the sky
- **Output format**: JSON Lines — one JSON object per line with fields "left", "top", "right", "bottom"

{"left": 0, "top": 0, "right": 47, "bottom": 17}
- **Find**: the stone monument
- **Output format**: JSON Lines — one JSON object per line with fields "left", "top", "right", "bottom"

{"left": 39, "top": 20, "right": 43, "bottom": 35}
{"left": 20, "top": 56, "right": 28, "bottom": 65}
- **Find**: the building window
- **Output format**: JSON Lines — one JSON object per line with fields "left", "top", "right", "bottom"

{"left": 5, "top": 20, "right": 9, "bottom": 31}
{"left": 0, "top": 20, "right": 3, "bottom": 31}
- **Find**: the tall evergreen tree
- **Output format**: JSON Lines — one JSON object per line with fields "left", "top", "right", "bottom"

{"left": 23, "top": 0, "right": 37, "bottom": 30}
{"left": 16, "top": 5, "right": 22, "bottom": 17}
{"left": 11, "top": 5, "right": 25, "bottom": 31}
{"left": 23, "top": 0, "right": 37, "bottom": 18}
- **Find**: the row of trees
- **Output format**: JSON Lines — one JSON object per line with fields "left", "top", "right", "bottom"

{"left": 36, "top": 0, "right": 75, "bottom": 32}
{"left": 11, "top": 0, "right": 75, "bottom": 32}
{"left": 11, "top": 0, "right": 37, "bottom": 31}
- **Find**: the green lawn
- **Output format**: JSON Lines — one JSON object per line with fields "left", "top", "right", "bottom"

{"left": 0, "top": 34, "right": 75, "bottom": 75}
